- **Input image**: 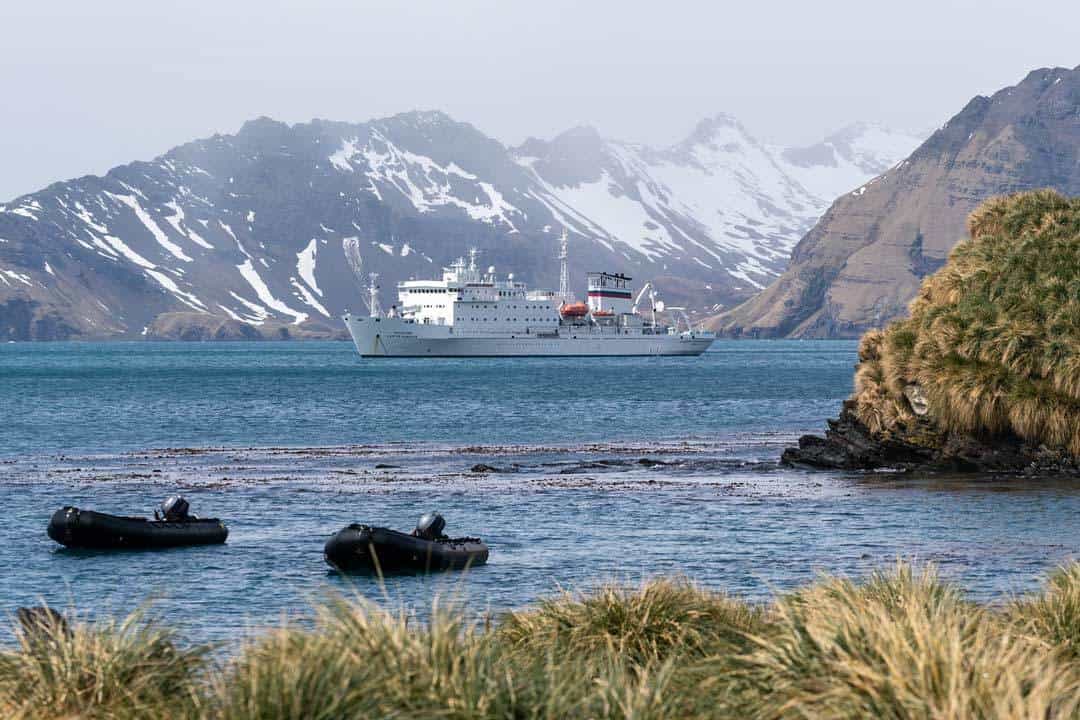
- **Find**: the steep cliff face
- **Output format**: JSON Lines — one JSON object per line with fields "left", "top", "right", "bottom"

{"left": 713, "top": 65, "right": 1080, "bottom": 338}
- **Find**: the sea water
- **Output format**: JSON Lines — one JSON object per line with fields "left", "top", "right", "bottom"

{"left": 1, "top": 341, "right": 1077, "bottom": 643}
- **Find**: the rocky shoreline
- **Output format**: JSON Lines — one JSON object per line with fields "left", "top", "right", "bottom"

{"left": 782, "top": 401, "right": 1080, "bottom": 474}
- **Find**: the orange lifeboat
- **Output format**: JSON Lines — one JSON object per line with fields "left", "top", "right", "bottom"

{"left": 560, "top": 302, "right": 589, "bottom": 317}
{"left": 592, "top": 309, "right": 614, "bottom": 317}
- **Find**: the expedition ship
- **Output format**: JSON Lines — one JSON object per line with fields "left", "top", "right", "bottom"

{"left": 343, "top": 235, "right": 714, "bottom": 357}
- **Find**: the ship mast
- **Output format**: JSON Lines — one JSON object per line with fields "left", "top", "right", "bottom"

{"left": 366, "top": 272, "right": 382, "bottom": 318}
{"left": 558, "top": 229, "right": 569, "bottom": 302}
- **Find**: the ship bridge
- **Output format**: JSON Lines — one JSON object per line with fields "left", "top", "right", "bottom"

{"left": 586, "top": 272, "right": 633, "bottom": 315}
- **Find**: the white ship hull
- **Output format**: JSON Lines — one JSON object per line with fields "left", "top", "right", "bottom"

{"left": 344, "top": 315, "right": 713, "bottom": 357}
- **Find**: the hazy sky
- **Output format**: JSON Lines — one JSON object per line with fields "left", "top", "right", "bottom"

{"left": 2, "top": 0, "right": 1077, "bottom": 200}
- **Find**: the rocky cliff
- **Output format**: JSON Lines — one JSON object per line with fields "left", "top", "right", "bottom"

{"left": 784, "top": 191, "right": 1080, "bottom": 473}
{"left": 713, "top": 65, "right": 1080, "bottom": 338}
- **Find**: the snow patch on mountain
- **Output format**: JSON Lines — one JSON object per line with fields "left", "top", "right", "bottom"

{"left": 0, "top": 269, "right": 33, "bottom": 286}
{"left": 72, "top": 202, "right": 109, "bottom": 234}
{"left": 109, "top": 193, "right": 193, "bottom": 262}
{"left": 164, "top": 201, "right": 214, "bottom": 249}
{"left": 145, "top": 268, "right": 206, "bottom": 311}
{"left": 103, "top": 234, "right": 156, "bottom": 269}
{"left": 290, "top": 278, "right": 330, "bottom": 317}
{"left": 236, "top": 260, "right": 307, "bottom": 324}
{"left": 227, "top": 291, "right": 269, "bottom": 324}
{"left": 296, "top": 239, "right": 322, "bottom": 296}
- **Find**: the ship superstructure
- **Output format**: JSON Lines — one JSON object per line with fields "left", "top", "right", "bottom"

{"left": 343, "top": 235, "right": 714, "bottom": 357}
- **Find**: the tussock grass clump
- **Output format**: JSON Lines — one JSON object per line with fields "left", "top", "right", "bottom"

{"left": 743, "top": 562, "right": 1080, "bottom": 719}
{"left": 0, "top": 607, "right": 207, "bottom": 720}
{"left": 498, "top": 578, "right": 766, "bottom": 664}
{"left": 2, "top": 564, "right": 1079, "bottom": 718}
{"left": 1008, "top": 561, "right": 1080, "bottom": 660}
{"left": 852, "top": 190, "right": 1080, "bottom": 454}
{"left": 215, "top": 594, "right": 690, "bottom": 719}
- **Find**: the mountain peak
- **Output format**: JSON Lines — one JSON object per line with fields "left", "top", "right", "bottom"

{"left": 552, "top": 125, "right": 602, "bottom": 142}
{"left": 390, "top": 109, "right": 456, "bottom": 128}
{"left": 237, "top": 116, "right": 290, "bottom": 137}
{"left": 686, "top": 113, "right": 746, "bottom": 140}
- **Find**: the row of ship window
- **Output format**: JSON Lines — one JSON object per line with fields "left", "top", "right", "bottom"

{"left": 463, "top": 317, "right": 556, "bottom": 323}
{"left": 407, "top": 293, "right": 546, "bottom": 313}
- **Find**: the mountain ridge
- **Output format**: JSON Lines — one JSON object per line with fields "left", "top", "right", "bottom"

{"left": 711, "top": 65, "right": 1080, "bottom": 338}
{"left": 0, "top": 111, "right": 921, "bottom": 340}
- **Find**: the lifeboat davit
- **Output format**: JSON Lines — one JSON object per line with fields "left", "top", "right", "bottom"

{"left": 560, "top": 302, "right": 589, "bottom": 317}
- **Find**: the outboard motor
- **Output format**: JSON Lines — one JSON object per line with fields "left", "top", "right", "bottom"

{"left": 159, "top": 495, "right": 191, "bottom": 522}
{"left": 414, "top": 512, "right": 446, "bottom": 540}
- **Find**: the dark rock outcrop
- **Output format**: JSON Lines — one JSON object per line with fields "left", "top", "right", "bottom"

{"left": 782, "top": 402, "right": 1079, "bottom": 473}
{"left": 0, "top": 298, "right": 81, "bottom": 340}
{"left": 145, "top": 312, "right": 345, "bottom": 341}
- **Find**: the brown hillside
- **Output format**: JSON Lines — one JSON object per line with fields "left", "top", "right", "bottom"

{"left": 712, "top": 65, "right": 1080, "bottom": 338}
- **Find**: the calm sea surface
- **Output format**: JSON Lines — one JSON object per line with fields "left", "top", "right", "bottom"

{"left": 1, "top": 341, "right": 1077, "bottom": 643}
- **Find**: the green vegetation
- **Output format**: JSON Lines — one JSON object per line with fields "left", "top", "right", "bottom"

{"left": 853, "top": 190, "right": 1080, "bottom": 454}
{"left": 3, "top": 563, "right": 1080, "bottom": 719}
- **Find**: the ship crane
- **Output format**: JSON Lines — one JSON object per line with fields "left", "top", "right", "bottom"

{"left": 632, "top": 282, "right": 663, "bottom": 328}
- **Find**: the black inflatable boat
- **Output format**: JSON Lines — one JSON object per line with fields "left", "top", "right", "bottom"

{"left": 48, "top": 498, "right": 228, "bottom": 549}
{"left": 325, "top": 513, "right": 488, "bottom": 573}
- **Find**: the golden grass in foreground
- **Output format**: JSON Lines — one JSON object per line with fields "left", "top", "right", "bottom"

{"left": 0, "top": 607, "right": 207, "bottom": 720}
{"left": 2, "top": 562, "right": 1079, "bottom": 719}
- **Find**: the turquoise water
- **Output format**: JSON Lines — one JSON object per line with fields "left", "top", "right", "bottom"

{"left": 1, "top": 341, "right": 1077, "bottom": 643}
{"left": 0, "top": 341, "right": 848, "bottom": 456}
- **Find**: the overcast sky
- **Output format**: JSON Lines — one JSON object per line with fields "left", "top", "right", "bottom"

{"left": 2, "top": 0, "right": 1076, "bottom": 200}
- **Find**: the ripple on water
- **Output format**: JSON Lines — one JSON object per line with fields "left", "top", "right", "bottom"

{"left": 1, "top": 344, "right": 1077, "bottom": 645}
{"left": 2, "top": 441, "right": 1078, "bottom": 645}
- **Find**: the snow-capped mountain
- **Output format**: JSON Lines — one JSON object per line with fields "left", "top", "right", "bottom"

{"left": 0, "top": 111, "right": 922, "bottom": 339}
{"left": 515, "top": 116, "right": 824, "bottom": 294}
{"left": 773, "top": 122, "right": 927, "bottom": 207}
{"left": 714, "top": 65, "right": 1080, "bottom": 339}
